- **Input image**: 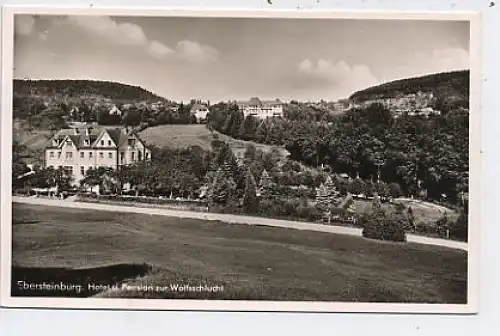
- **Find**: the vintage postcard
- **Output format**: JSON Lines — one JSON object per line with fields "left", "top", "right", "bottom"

{"left": 1, "top": 6, "right": 481, "bottom": 313}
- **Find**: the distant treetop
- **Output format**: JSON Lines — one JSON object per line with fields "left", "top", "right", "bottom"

{"left": 348, "top": 70, "right": 470, "bottom": 103}
{"left": 13, "top": 79, "right": 165, "bottom": 103}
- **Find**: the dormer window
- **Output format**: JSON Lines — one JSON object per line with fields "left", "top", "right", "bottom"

{"left": 108, "top": 140, "right": 112, "bottom": 146}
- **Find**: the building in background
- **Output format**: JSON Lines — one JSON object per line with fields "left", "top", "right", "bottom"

{"left": 237, "top": 97, "right": 284, "bottom": 119}
{"left": 45, "top": 125, "right": 151, "bottom": 185}
{"left": 190, "top": 103, "right": 210, "bottom": 123}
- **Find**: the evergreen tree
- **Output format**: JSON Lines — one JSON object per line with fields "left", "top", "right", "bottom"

{"left": 255, "top": 119, "right": 270, "bottom": 143}
{"left": 375, "top": 180, "right": 389, "bottom": 197}
{"left": 229, "top": 110, "right": 245, "bottom": 138}
{"left": 365, "top": 180, "right": 375, "bottom": 197}
{"left": 243, "top": 169, "right": 259, "bottom": 214}
{"left": 349, "top": 176, "right": 366, "bottom": 195}
{"left": 388, "top": 182, "right": 403, "bottom": 198}
{"left": 325, "top": 176, "right": 342, "bottom": 205}
{"left": 238, "top": 115, "right": 258, "bottom": 141}
{"left": 315, "top": 183, "right": 329, "bottom": 213}
{"left": 207, "top": 168, "right": 237, "bottom": 205}
{"left": 316, "top": 175, "right": 342, "bottom": 222}
{"left": 258, "top": 169, "right": 274, "bottom": 198}
{"left": 407, "top": 206, "right": 416, "bottom": 231}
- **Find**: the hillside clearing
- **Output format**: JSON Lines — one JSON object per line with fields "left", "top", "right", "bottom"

{"left": 139, "top": 124, "right": 290, "bottom": 159}
{"left": 12, "top": 203, "right": 467, "bottom": 303}
{"left": 353, "top": 199, "right": 458, "bottom": 224}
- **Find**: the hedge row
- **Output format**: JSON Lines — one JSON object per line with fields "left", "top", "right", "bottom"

{"left": 78, "top": 194, "right": 209, "bottom": 211}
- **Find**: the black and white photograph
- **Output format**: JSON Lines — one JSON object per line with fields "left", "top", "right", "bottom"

{"left": 0, "top": 7, "right": 481, "bottom": 313}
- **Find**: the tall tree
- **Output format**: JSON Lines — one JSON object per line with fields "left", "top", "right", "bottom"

{"left": 243, "top": 169, "right": 259, "bottom": 214}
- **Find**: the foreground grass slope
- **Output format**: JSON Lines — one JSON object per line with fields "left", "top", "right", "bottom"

{"left": 12, "top": 203, "right": 467, "bottom": 303}
{"left": 139, "top": 124, "right": 290, "bottom": 159}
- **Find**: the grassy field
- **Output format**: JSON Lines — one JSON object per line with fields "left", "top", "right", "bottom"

{"left": 353, "top": 199, "right": 458, "bottom": 224}
{"left": 13, "top": 124, "right": 53, "bottom": 165}
{"left": 139, "top": 124, "right": 290, "bottom": 159}
{"left": 12, "top": 203, "right": 467, "bottom": 303}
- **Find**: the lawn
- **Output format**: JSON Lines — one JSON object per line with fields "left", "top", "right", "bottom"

{"left": 11, "top": 203, "right": 467, "bottom": 303}
{"left": 353, "top": 199, "right": 458, "bottom": 224}
{"left": 139, "top": 124, "right": 289, "bottom": 159}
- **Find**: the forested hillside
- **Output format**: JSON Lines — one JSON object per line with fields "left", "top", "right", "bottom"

{"left": 14, "top": 79, "right": 163, "bottom": 103}
{"left": 207, "top": 70, "right": 470, "bottom": 205}
{"left": 349, "top": 70, "right": 469, "bottom": 104}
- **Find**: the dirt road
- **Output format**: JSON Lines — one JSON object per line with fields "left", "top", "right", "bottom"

{"left": 12, "top": 196, "right": 468, "bottom": 251}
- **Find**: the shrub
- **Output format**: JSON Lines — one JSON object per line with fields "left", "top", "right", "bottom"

{"left": 243, "top": 170, "right": 259, "bottom": 214}
{"left": 361, "top": 199, "right": 407, "bottom": 242}
{"left": 449, "top": 212, "right": 468, "bottom": 242}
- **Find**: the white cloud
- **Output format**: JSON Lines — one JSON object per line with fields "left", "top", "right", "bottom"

{"left": 387, "top": 47, "right": 469, "bottom": 82}
{"left": 149, "top": 40, "right": 175, "bottom": 60}
{"left": 61, "top": 16, "right": 219, "bottom": 64}
{"left": 415, "top": 47, "right": 469, "bottom": 73}
{"left": 176, "top": 40, "right": 219, "bottom": 64}
{"left": 15, "top": 15, "right": 36, "bottom": 36}
{"left": 297, "top": 59, "right": 378, "bottom": 94}
{"left": 66, "top": 16, "right": 147, "bottom": 46}
{"left": 38, "top": 30, "right": 49, "bottom": 42}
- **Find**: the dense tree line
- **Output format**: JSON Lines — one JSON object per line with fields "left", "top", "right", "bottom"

{"left": 14, "top": 79, "right": 163, "bottom": 102}
{"left": 14, "top": 97, "right": 198, "bottom": 130}
{"left": 208, "top": 102, "right": 469, "bottom": 205}
{"left": 349, "top": 70, "right": 469, "bottom": 105}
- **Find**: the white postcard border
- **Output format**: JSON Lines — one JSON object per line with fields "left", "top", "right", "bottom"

{"left": 0, "top": 6, "right": 482, "bottom": 314}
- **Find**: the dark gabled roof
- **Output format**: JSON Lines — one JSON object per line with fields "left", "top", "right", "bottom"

{"left": 50, "top": 127, "right": 143, "bottom": 149}
{"left": 237, "top": 97, "right": 283, "bottom": 107}
{"left": 106, "top": 128, "right": 124, "bottom": 146}
{"left": 190, "top": 103, "right": 208, "bottom": 112}
{"left": 248, "top": 97, "right": 262, "bottom": 106}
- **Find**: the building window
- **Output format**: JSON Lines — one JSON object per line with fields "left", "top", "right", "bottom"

{"left": 138, "top": 151, "right": 142, "bottom": 161}
{"left": 101, "top": 140, "right": 104, "bottom": 146}
{"left": 131, "top": 152, "right": 135, "bottom": 161}
{"left": 108, "top": 152, "right": 113, "bottom": 159}
{"left": 49, "top": 151, "right": 54, "bottom": 158}
{"left": 108, "top": 140, "right": 112, "bottom": 146}
{"left": 65, "top": 166, "right": 73, "bottom": 176}
{"left": 99, "top": 152, "right": 104, "bottom": 159}
{"left": 66, "top": 152, "right": 73, "bottom": 159}
{"left": 57, "top": 152, "right": 61, "bottom": 159}
{"left": 80, "top": 166, "right": 85, "bottom": 176}
{"left": 89, "top": 152, "right": 93, "bottom": 159}
{"left": 145, "top": 152, "right": 149, "bottom": 160}
{"left": 120, "top": 152, "right": 124, "bottom": 163}
{"left": 80, "top": 152, "right": 84, "bottom": 159}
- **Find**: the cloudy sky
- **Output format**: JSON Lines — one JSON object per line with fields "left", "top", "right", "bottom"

{"left": 14, "top": 14, "right": 470, "bottom": 102}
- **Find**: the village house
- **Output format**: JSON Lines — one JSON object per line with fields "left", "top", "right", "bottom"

{"left": 190, "top": 103, "right": 210, "bottom": 122}
{"left": 45, "top": 125, "right": 151, "bottom": 186}
{"left": 108, "top": 104, "right": 122, "bottom": 116}
{"left": 237, "top": 97, "right": 284, "bottom": 119}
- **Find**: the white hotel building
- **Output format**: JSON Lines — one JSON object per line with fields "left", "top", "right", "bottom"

{"left": 236, "top": 97, "right": 284, "bottom": 119}
{"left": 45, "top": 125, "right": 151, "bottom": 186}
